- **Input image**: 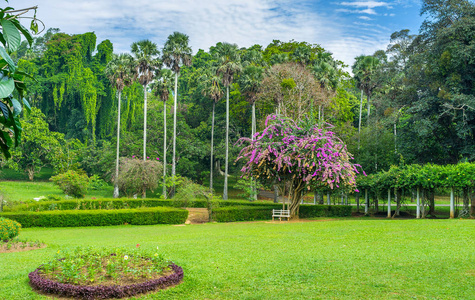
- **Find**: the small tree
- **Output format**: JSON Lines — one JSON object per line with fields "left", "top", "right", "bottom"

{"left": 50, "top": 170, "right": 90, "bottom": 198}
{"left": 117, "top": 157, "right": 163, "bottom": 197}
{"left": 237, "top": 115, "right": 362, "bottom": 218}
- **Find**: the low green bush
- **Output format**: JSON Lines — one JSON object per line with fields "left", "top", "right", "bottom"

{"left": 0, "top": 217, "right": 21, "bottom": 241}
{"left": 212, "top": 205, "right": 353, "bottom": 222}
{"left": 0, "top": 207, "right": 188, "bottom": 228}
{"left": 50, "top": 170, "right": 90, "bottom": 198}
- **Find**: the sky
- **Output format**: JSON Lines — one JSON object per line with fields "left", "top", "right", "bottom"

{"left": 14, "top": 0, "right": 424, "bottom": 68}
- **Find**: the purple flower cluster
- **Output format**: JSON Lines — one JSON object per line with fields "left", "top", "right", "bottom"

{"left": 28, "top": 263, "right": 183, "bottom": 300}
{"left": 236, "top": 114, "right": 362, "bottom": 190}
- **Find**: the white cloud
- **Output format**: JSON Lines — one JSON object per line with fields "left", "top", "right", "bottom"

{"left": 14, "top": 0, "right": 393, "bottom": 69}
{"left": 336, "top": 8, "right": 378, "bottom": 15}
{"left": 358, "top": 16, "right": 374, "bottom": 20}
{"left": 340, "top": 1, "right": 393, "bottom": 9}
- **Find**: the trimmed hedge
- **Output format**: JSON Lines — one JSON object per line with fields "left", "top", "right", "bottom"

{"left": 1, "top": 207, "right": 188, "bottom": 228}
{"left": 6, "top": 198, "right": 281, "bottom": 213}
{"left": 0, "top": 217, "right": 21, "bottom": 241}
{"left": 212, "top": 204, "right": 352, "bottom": 222}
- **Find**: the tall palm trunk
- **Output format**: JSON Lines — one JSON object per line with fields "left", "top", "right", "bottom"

{"left": 142, "top": 84, "right": 148, "bottom": 198}
{"left": 366, "top": 93, "right": 371, "bottom": 125}
{"left": 251, "top": 102, "right": 257, "bottom": 201}
{"left": 210, "top": 102, "right": 215, "bottom": 192}
{"left": 223, "top": 86, "right": 229, "bottom": 200}
{"left": 163, "top": 100, "right": 167, "bottom": 199}
{"left": 358, "top": 89, "right": 363, "bottom": 149}
{"left": 172, "top": 72, "right": 178, "bottom": 197}
{"left": 113, "top": 91, "right": 121, "bottom": 198}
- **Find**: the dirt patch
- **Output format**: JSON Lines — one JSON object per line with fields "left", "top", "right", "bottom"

{"left": 185, "top": 208, "right": 209, "bottom": 224}
{"left": 1, "top": 240, "right": 46, "bottom": 253}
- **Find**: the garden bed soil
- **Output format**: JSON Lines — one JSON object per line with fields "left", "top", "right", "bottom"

{"left": 186, "top": 208, "right": 209, "bottom": 224}
{"left": 0, "top": 242, "right": 46, "bottom": 253}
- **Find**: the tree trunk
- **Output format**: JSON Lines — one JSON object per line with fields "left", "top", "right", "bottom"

{"left": 163, "top": 100, "right": 167, "bottom": 199}
{"left": 273, "top": 184, "right": 279, "bottom": 203}
{"left": 460, "top": 187, "right": 470, "bottom": 218}
{"left": 28, "top": 167, "right": 34, "bottom": 181}
{"left": 356, "top": 192, "right": 360, "bottom": 212}
{"left": 288, "top": 180, "right": 305, "bottom": 218}
{"left": 172, "top": 72, "right": 178, "bottom": 198}
{"left": 471, "top": 188, "right": 475, "bottom": 217}
{"left": 366, "top": 93, "right": 371, "bottom": 125}
{"left": 142, "top": 84, "right": 148, "bottom": 199}
{"left": 210, "top": 102, "right": 215, "bottom": 193}
{"left": 223, "top": 86, "right": 229, "bottom": 200}
{"left": 113, "top": 91, "right": 121, "bottom": 198}
{"left": 358, "top": 89, "right": 363, "bottom": 149}
{"left": 319, "top": 192, "right": 323, "bottom": 205}
{"left": 429, "top": 189, "right": 435, "bottom": 216}
{"left": 251, "top": 102, "right": 257, "bottom": 201}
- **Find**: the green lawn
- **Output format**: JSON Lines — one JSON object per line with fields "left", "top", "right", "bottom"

{"left": 0, "top": 181, "right": 114, "bottom": 202}
{"left": 1, "top": 219, "right": 474, "bottom": 299}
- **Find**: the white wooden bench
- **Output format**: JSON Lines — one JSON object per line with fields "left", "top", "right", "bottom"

{"left": 272, "top": 209, "right": 290, "bottom": 221}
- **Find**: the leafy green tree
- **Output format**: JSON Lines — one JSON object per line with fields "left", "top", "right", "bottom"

{"left": 162, "top": 32, "right": 192, "bottom": 196}
{"left": 131, "top": 39, "right": 160, "bottom": 197}
{"left": 104, "top": 53, "right": 135, "bottom": 198}
{"left": 214, "top": 42, "right": 242, "bottom": 200}
{"left": 7, "top": 108, "right": 64, "bottom": 180}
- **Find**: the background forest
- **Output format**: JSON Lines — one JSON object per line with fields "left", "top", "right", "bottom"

{"left": 3, "top": 0, "right": 474, "bottom": 195}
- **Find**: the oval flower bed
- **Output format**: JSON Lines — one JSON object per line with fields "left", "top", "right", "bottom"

{"left": 28, "top": 246, "right": 183, "bottom": 299}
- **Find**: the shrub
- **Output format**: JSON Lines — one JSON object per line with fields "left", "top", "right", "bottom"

{"left": 50, "top": 170, "right": 90, "bottom": 198}
{"left": 89, "top": 174, "right": 109, "bottom": 190}
{"left": 0, "top": 217, "right": 21, "bottom": 241}
{"left": 1, "top": 207, "right": 188, "bottom": 228}
{"left": 212, "top": 205, "right": 353, "bottom": 222}
{"left": 118, "top": 157, "right": 163, "bottom": 197}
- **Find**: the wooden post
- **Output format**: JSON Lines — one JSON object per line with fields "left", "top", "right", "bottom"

{"left": 450, "top": 187, "right": 455, "bottom": 219}
{"left": 365, "top": 189, "right": 369, "bottom": 215}
{"left": 313, "top": 192, "right": 316, "bottom": 205}
{"left": 416, "top": 187, "right": 420, "bottom": 219}
{"left": 387, "top": 189, "right": 391, "bottom": 218}
{"left": 327, "top": 192, "right": 330, "bottom": 205}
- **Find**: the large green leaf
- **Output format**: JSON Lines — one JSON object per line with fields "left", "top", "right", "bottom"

{"left": 11, "top": 98, "right": 21, "bottom": 117}
{"left": 0, "top": 19, "right": 21, "bottom": 52}
{"left": 0, "top": 101, "right": 10, "bottom": 121}
{"left": 0, "top": 72, "right": 14, "bottom": 98}
{"left": 22, "top": 97, "right": 31, "bottom": 113}
{"left": 0, "top": 46, "right": 16, "bottom": 71}
{"left": 11, "top": 19, "right": 33, "bottom": 46}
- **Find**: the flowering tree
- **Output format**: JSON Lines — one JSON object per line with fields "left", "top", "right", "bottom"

{"left": 237, "top": 115, "right": 363, "bottom": 217}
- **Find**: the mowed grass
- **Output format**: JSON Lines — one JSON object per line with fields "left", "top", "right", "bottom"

{"left": 1, "top": 219, "right": 474, "bottom": 299}
{"left": 0, "top": 181, "right": 114, "bottom": 202}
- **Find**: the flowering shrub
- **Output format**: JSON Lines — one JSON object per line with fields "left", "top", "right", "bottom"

{"left": 50, "top": 170, "right": 90, "bottom": 198}
{"left": 29, "top": 246, "right": 183, "bottom": 299}
{"left": 236, "top": 115, "right": 362, "bottom": 217}
{"left": 0, "top": 217, "right": 21, "bottom": 241}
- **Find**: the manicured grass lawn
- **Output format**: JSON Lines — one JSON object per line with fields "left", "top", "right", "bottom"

{"left": 0, "top": 181, "right": 114, "bottom": 202}
{"left": 1, "top": 219, "right": 474, "bottom": 299}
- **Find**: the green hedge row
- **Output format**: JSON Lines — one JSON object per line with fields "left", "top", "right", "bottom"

{"left": 212, "top": 205, "right": 352, "bottom": 222}
{"left": 0, "top": 207, "right": 188, "bottom": 228}
{"left": 6, "top": 198, "right": 280, "bottom": 212}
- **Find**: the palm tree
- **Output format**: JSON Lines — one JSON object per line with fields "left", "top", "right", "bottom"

{"left": 200, "top": 68, "right": 223, "bottom": 192}
{"left": 131, "top": 39, "right": 161, "bottom": 198}
{"left": 214, "top": 42, "right": 242, "bottom": 200}
{"left": 239, "top": 65, "right": 264, "bottom": 200}
{"left": 352, "top": 55, "right": 381, "bottom": 129}
{"left": 151, "top": 69, "right": 174, "bottom": 198}
{"left": 162, "top": 32, "right": 192, "bottom": 197}
{"left": 104, "top": 53, "right": 135, "bottom": 198}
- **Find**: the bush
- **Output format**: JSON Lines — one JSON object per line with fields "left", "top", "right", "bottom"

{"left": 212, "top": 205, "right": 353, "bottom": 222}
{"left": 118, "top": 157, "right": 163, "bottom": 197}
{"left": 0, "top": 217, "right": 21, "bottom": 241}
{"left": 50, "top": 170, "right": 90, "bottom": 198}
{"left": 1, "top": 207, "right": 188, "bottom": 228}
